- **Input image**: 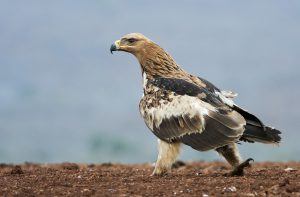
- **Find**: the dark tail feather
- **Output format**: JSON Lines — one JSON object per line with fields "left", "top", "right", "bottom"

{"left": 233, "top": 105, "right": 282, "bottom": 144}
{"left": 242, "top": 125, "right": 281, "bottom": 144}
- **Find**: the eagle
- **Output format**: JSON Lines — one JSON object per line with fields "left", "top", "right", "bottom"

{"left": 110, "top": 33, "right": 281, "bottom": 176}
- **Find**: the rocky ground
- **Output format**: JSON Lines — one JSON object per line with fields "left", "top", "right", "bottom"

{"left": 0, "top": 161, "right": 299, "bottom": 196}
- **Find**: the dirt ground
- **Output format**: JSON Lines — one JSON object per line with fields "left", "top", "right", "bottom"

{"left": 0, "top": 161, "right": 299, "bottom": 196}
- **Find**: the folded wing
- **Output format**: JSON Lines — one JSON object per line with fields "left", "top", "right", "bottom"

{"left": 140, "top": 77, "right": 246, "bottom": 151}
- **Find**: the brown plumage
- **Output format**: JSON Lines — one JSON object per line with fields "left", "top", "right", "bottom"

{"left": 110, "top": 33, "right": 281, "bottom": 176}
{"left": 111, "top": 33, "right": 205, "bottom": 86}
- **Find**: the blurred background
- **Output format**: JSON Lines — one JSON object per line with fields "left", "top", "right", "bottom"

{"left": 0, "top": 0, "right": 299, "bottom": 163}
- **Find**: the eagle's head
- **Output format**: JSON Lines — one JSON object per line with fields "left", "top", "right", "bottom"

{"left": 110, "top": 33, "right": 151, "bottom": 55}
{"left": 110, "top": 33, "right": 183, "bottom": 78}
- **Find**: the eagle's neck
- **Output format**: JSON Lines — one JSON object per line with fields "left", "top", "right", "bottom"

{"left": 136, "top": 43, "right": 187, "bottom": 80}
{"left": 133, "top": 42, "right": 206, "bottom": 92}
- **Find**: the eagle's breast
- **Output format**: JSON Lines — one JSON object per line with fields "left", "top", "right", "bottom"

{"left": 139, "top": 82, "right": 208, "bottom": 142}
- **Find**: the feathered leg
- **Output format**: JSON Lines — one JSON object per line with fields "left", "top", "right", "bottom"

{"left": 216, "top": 143, "right": 253, "bottom": 176}
{"left": 152, "top": 139, "right": 181, "bottom": 176}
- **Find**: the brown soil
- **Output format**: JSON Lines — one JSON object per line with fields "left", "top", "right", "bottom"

{"left": 0, "top": 161, "right": 299, "bottom": 196}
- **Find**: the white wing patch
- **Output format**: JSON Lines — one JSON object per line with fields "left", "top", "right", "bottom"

{"left": 142, "top": 94, "right": 209, "bottom": 132}
{"left": 215, "top": 91, "right": 235, "bottom": 107}
{"left": 221, "top": 90, "right": 238, "bottom": 98}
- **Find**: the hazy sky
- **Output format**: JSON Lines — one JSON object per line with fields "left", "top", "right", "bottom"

{"left": 0, "top": 1, "right": 299, "bottom": 163}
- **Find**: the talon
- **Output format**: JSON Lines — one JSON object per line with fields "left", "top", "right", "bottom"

{"left": 171, "top": 160, "right": 186, "bottom": 169}
{"left": 151, "top": 167, "right": 169, "bottom": 176}
{"left": 229, "top": 158, "right": 254, "bottom": 176}
{"left": 151, "top": 171, "right": 167, "bottom": 177}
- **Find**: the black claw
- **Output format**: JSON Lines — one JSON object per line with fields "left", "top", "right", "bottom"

{"left": 239, "top": 158, "right": 254, "bottom": 168}
{"left": 228, "top": 158, "right": 254, "bottom": 176}
{"left": 247, "top": 158, "right": 254, "bottom": 164}
{"left": 171, "top": 160, "right": 186, "bottom": 169}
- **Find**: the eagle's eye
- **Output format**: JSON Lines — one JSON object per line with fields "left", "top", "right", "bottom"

{"left": 127, "top": 38, "right": 137, "bottom": 44}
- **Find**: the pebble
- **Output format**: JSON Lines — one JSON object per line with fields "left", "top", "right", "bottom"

{"left": 223, "top": 186, "right": 237, "bottom": 192}
{"left": 284, "top": 167, "right": 296, "bottom": 172}
{"left": 11, "top": 165, "right": 23, "bottom": 175}
{"left": 61, "top": 162, "right": 79, "bottom": 170}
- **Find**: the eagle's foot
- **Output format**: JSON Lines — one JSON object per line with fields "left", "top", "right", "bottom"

{"left": 228, "top": 158, "right": 254, "bottom": 176}
{"left": 151, "top": 167, "right": 169, "bottom": 176}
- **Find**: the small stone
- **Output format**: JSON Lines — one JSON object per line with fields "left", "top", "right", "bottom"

{"left": 284, "top": 167, "right": 296, "bottom": 172}
{"left": 61, "top": 162, "right": 79, "bottom": 170}
{"left": 101, "top": 162, "right": 113, "bottom": 167}
{"left": 11, "top": 165, "right": 23, "bottom": 175}
{"left": 279, "top": 178, "right": 290, "bottom": 187}
{"left": 229, "top": 186, "right": 237, "bottom": 192}
{"left": 223, "top": 186, "right": 237, "bottom": 192}
{"left": 88, "top": 164, "right": 95, "bottom": 168}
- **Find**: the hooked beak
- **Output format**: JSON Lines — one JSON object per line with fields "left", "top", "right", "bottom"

{"left": 110, "top": 40, "right": 121, "bottom": 54}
